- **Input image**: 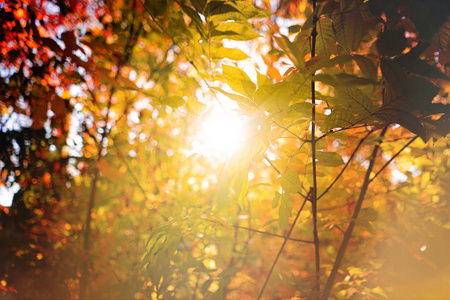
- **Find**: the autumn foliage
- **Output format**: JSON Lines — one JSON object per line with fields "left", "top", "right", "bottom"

{"left": 1, "top": 0, "right": 450, "bottom": 299}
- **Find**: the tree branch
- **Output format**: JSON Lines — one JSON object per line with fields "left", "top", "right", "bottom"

{"left": 233, "top": 225, "right": 314, "bottom": 243}
{"left": 310, "top": 0, "right": 320, "bottom": 292}
{"left": 321, "top": 126, "right": 388, "bottom": 299}
{"left": 369, "top": 135, "right": 418, "bottom": 184}
{"left": 257, "top": 190, "right": 312, "bottom": 299}
{"left": 317, "top": 131, "right": 372, "bottom": 201}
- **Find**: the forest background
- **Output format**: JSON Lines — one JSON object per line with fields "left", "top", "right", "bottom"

{"left": 1, "top": 0, "right": 450, "bottom": 299}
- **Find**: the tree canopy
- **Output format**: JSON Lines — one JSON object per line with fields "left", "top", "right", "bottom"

{"left": 1, "top": 0, "right": 450, "bottom": 298}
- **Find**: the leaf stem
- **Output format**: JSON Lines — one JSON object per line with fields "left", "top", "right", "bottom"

{"left": 369, "top": 135, "right": 418, "bottom": 184}
{"left": 321, "top": 126, "right": 388, "bottom": 299}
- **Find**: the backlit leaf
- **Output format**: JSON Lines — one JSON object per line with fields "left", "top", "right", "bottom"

{"left": 187, "top": 97, "right": 207, "bottom": 115}
{"left": 315, "top": 17, "right": 335, "bottom": 57}
{"left": 210, "top": 45, "right": 248, "bottom": 60}
{"left": 144, "top": 0, "right": 167, "bottom": 18}
{"left": 254, "top": 81, "right": 291, "bottom": 110}
{"left": 158, "top": 96, "right": 185, "bottom": 108}
{"left": 211, "top": 22, "right": 260, "bottom": 41}
{"left": 274, "top": 35, "right": 305, "bottom": 69}
{"left": 353, "top": 55, "right": 378, "bottom": 80}
{"left": 316, "top": 151, "right": 345, "bottom": 167}
{"left": 314, "top": 73, "right": 376, "bottom": 87}
{"left": 333, "top": 87, "right": 375, "bottom": 116}
{"left": 272, "top": 191, "right": 281, "bottom": 208}
{"left": 256, "top": 71, "right": 271, "bottom": 87}
{"left": 222, "top": 65, "right": 256, "bottom": 99}
{"left": 321, "top": 108, "right": 357, "bottom": 132}
{"left": 279, "top": 192, "right": 293, "bottom": 230}
{"left": 281, "top": 168, "right": 301, "bottom": 194}
{"left": 332, "top": 6, "right": 364, "bottom": 53}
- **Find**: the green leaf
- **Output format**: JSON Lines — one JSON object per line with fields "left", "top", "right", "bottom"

{"left": 353, "top": 55, "right": 378, "bottom": 80}
{"left": 358, "top": 207, "right": 378, "bottom": 222}
{"left": 431, "top": 19, "right": 450, "bottom": 50}
{"left": 219, "top": 266, "right": 241, "bottom": 278}
{"left": 321, "top": 108, "right": 357, "bottom": 132}
{"left": 144, "top": 0, "right": 167, "bottom": 17}
{"left": 316, "top": 151, "right": 345, "bottom": 167}
{"left": 305, "top": 55, "right": 353, "bottom": 74}
{"left": 332, "top": 6, "right": 364, "bottom": 53}
{"left": 315, "top": 17, "right": 335, "bottom": 57}
{"left": 232, "top": 164, "right": 249, "bottom": 209}
{"left": 256, "top": 71, "right": 271, "bottom": 87}
{"left": 374, "top": 108, "right": 427, "bottom": 141}
{"left": 376, "top": 29, "right": 406, "bottom": 57}
{"left": 333, "top": 87, "right": 376, "bottom": 116}
{"left": 281, "top": 168, "right": 301, "bottom": 194}
{"left": 314, "top": 73, "right": 376, "bottom": 87}
{"left": 201, "top": 279, "right": 213, "bottom": 295}
{"left": 187, "top": 97, "right": 207, "bottom": 115}
{"left": 211, "top": 87, "right": 255, "bottom": 107}
{"left": 371, "top": 286, "right": 389, "bottom": 299}
{"left": 222, "top": 65, "right": 256, "bottom": 99}
{"left": 211, "top": 22, "right": 260, "bottom": 41}
{"left": 355, "top": 207, "right": 378, "bottom": 233}
{"left": 206, "top": 1, "right": 240, "bottom": 17}
{"left": 272, "top": 191, "right": 281, "bottom": 208}
{"left": 395, "top": 55, "right": 446, "bottom": 79}
{"left": 289, "top": 25, "right": 302, "bottom": 34}
{"left": 253, "top": 80, "right": 291, "bottom": 110}
{"left": 274, "top": 35, "right": 305, "bottom": 69}
{"left": 158, "top": 96, "right": 185, "bottom": 108}
{"left": 234, "top": 2, "right": 270, "bottom": 19}
{"left": 210, "top": 44, "right": 248, "bottom": 60}
{"left": 279, "top": 193, "right": 293, "bottom": 230}
{"left": 209, "top": 1, "right": 269, "bottom": 22}
{"left": 286, "top": 102, "right": 314, "bottom": 120}
{"left": 190, "top": 0, "right": 206, "bottom": 13}
{"left": 180, "top": 4, "right": 207, "bottom": 38}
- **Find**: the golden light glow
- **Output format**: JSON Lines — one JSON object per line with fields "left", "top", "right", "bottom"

{"left": 193, "top": 107, "right": 245, "bottom": 160}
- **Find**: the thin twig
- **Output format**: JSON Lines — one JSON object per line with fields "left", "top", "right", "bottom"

{"left": 369, "top": 135, "right": 418, "bottom": 184}
{"left": 272, "top": 119, "right": 306, "bottom": 142}
{"left": 321, "top": 126, "right": 388, "bottom": 299}
{"left": 317, "top": 131, "right": 372, "bottom": 201}
{"left": 263, "top": 154, "right": 282, "bottom": 175}
{"left": 264, "top": 154, "right": 307, "bottom": 198}
{"left": 233, "top": 225, "right": 314, "bottom": 243}
{"left": 111, "top": 138, "right": 159, "bottom": 212}
{"left": 257, "top": 190, "right": 312, "bottom": 299}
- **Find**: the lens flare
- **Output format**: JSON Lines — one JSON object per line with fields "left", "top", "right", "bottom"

{"left": 193, "top": 108, "right": 245, "bottom": 160}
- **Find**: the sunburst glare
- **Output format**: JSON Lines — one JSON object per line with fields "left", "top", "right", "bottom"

{"left": 192, "top": 106, "right": 245, "bottom": 160}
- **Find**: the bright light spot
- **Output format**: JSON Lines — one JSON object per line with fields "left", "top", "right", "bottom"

{"left": 193, "top": 108, "right": 245, "bottom": 160}
{"left": 208, "top": 281, "right": 219, "bottom": 293}
{"left": 420, "top": 245, "right": 427, "bottom": 252}
{"left": 203, "top": 258, "right": 216, "bottom": 270}
{"left": 391, "top": 169, "right": 408, "bottom": 184}
{"left": 204, "top": 244, "right": 218, "bottom": 256}
{"left": 0, "top": 183, "right": 20, "bottom": 207}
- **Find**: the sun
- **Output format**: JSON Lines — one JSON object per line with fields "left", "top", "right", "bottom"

{"left": 193, "top": 107, "right": 245, "bottom": 160}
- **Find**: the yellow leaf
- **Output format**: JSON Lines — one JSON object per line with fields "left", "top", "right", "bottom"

{"left": 187, "top": 97, "right": 207, "bottom": 115}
